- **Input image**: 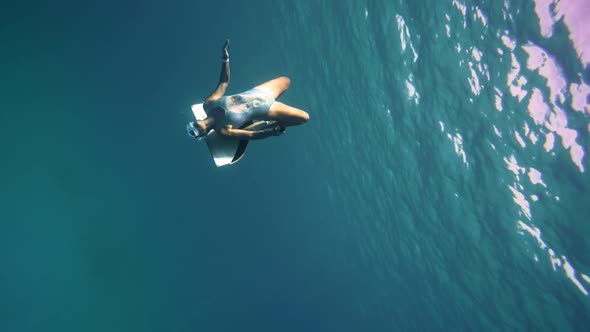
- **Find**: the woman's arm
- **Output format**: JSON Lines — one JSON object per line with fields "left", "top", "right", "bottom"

{"left": 204, "top": 40, "right": 231, "bottom": 104}
{"left": 219, "top": 126, "right": 284, "bottom": 140}
{"left": 241, "top": 120, "right": 278, "bottom": 131}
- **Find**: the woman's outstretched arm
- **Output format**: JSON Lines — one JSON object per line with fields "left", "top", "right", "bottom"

{"left": 241, "top": 120, "right": 279, "bottom": 131}
{"left": 219, "top": 125, "right": 285, "bottom": 140}
{"left": 204, "top": 40, "right": 231, "bottom": 104}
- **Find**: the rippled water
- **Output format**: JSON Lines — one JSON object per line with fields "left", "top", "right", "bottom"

{"left": 274, "top": 0, "right": 590, "bottom": 329}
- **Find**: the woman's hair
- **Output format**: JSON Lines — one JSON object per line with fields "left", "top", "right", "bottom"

{"left": 197, "top": 118, "right": 215, "bottom": 137}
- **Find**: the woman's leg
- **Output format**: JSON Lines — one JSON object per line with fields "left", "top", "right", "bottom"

{"left": 254, "top": 76, "right": 309, "bottom": 126}
{"left": 267, "top": 102, "right": 309, "bottom": 127}
{"left": 253, "top": 76, "right": 291, "bottom": 99}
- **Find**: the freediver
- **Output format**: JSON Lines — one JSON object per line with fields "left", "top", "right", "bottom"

{"left": 187, "top": 39, "right": 309, "bottom": 140}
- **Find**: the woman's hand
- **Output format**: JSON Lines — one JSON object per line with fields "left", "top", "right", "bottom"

{"left": 222, "top": 39, "right": 230, "bottom": 61}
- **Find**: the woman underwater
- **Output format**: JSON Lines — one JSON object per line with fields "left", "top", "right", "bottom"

{"left": 187, "top": 40, "right": 309, "bottom": 140}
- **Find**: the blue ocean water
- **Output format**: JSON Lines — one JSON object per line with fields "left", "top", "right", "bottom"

{"left": 1, "top": 0, "right": 589, "bottom": 331}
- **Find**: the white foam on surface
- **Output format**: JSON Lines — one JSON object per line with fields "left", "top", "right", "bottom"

{"left": 528, "top": 168, "right": 546, "bottom": 187}
{"left": 533, "top": 0, "right": 590, "bottom": 66}
{"left": 529, "top": 132, "right": 539, "bottom": 144}
{"left": 544, "top": 132, "right": 555, "bottom": 152}
{"left": 548, "top": 249, "right": 561, "bottom": 271}
{"left": 510, "top": 186, "right": 532, "bottom": 220}
{"left": 474, "top": 6, "right": 488, "bottom": 27}
{"left": 396, "top": 15, "right": 418, "bottom": 63}
{"left": 528, "top": 88, "right": 549, "bottom": 125}
{"left": 501, "top": 35, "right": 516, "bottom": 51}
{"left": 472, "top": 47, "right": 482, "bottom": 62}
{"left": 562, "top": 257, "right": 589, "bottom": 296}
{"left": 467, "top": 62, "right": 482, "bottom": 96}
{"left": 405, "top": 78, "right": 420, "bottom": 105}
{"left": 533, "top": 0, "right": 555, "bottom": 37}
{"left": 493, "top": 125, "right": 502, "bottom": 137}
{"left": 569, "top": 82, "right": 590, "bottom": 115}
{"left": 504, "top": 155, "right": 525, "bottom": 177}
{"left": 517, "top": 220, "right": 544, "bottom": 247}
{"left": 447, "top": 132, "right": 468, "bottom": 167}
{"left": 514, "top": 131, "right": 526, "bottom": 148}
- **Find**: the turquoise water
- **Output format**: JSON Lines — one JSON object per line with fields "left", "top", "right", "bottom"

{"left": 1, "top": 0, "right": 589, "bottom": 331}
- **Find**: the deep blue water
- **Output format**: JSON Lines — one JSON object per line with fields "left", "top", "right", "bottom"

{"left": 1, "top": 0, "right": 589, "bottom": 331}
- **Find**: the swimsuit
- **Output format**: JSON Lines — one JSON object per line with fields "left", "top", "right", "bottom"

{"left": 205, "top": 89, "right": 275, "bottom": 129}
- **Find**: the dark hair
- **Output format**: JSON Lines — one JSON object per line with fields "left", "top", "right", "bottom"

{"left": 196, "top": 118, "right": 215, "bottom": 137}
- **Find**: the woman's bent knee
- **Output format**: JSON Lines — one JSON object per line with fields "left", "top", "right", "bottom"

{"left": 300, "top": 111, "right": 309, "bottom": 123}
{"left": 277, "top": 76, "right": 291, "bottom": 90}
{"left": 291, "top": 110, "right": 309, "bottom": 125}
